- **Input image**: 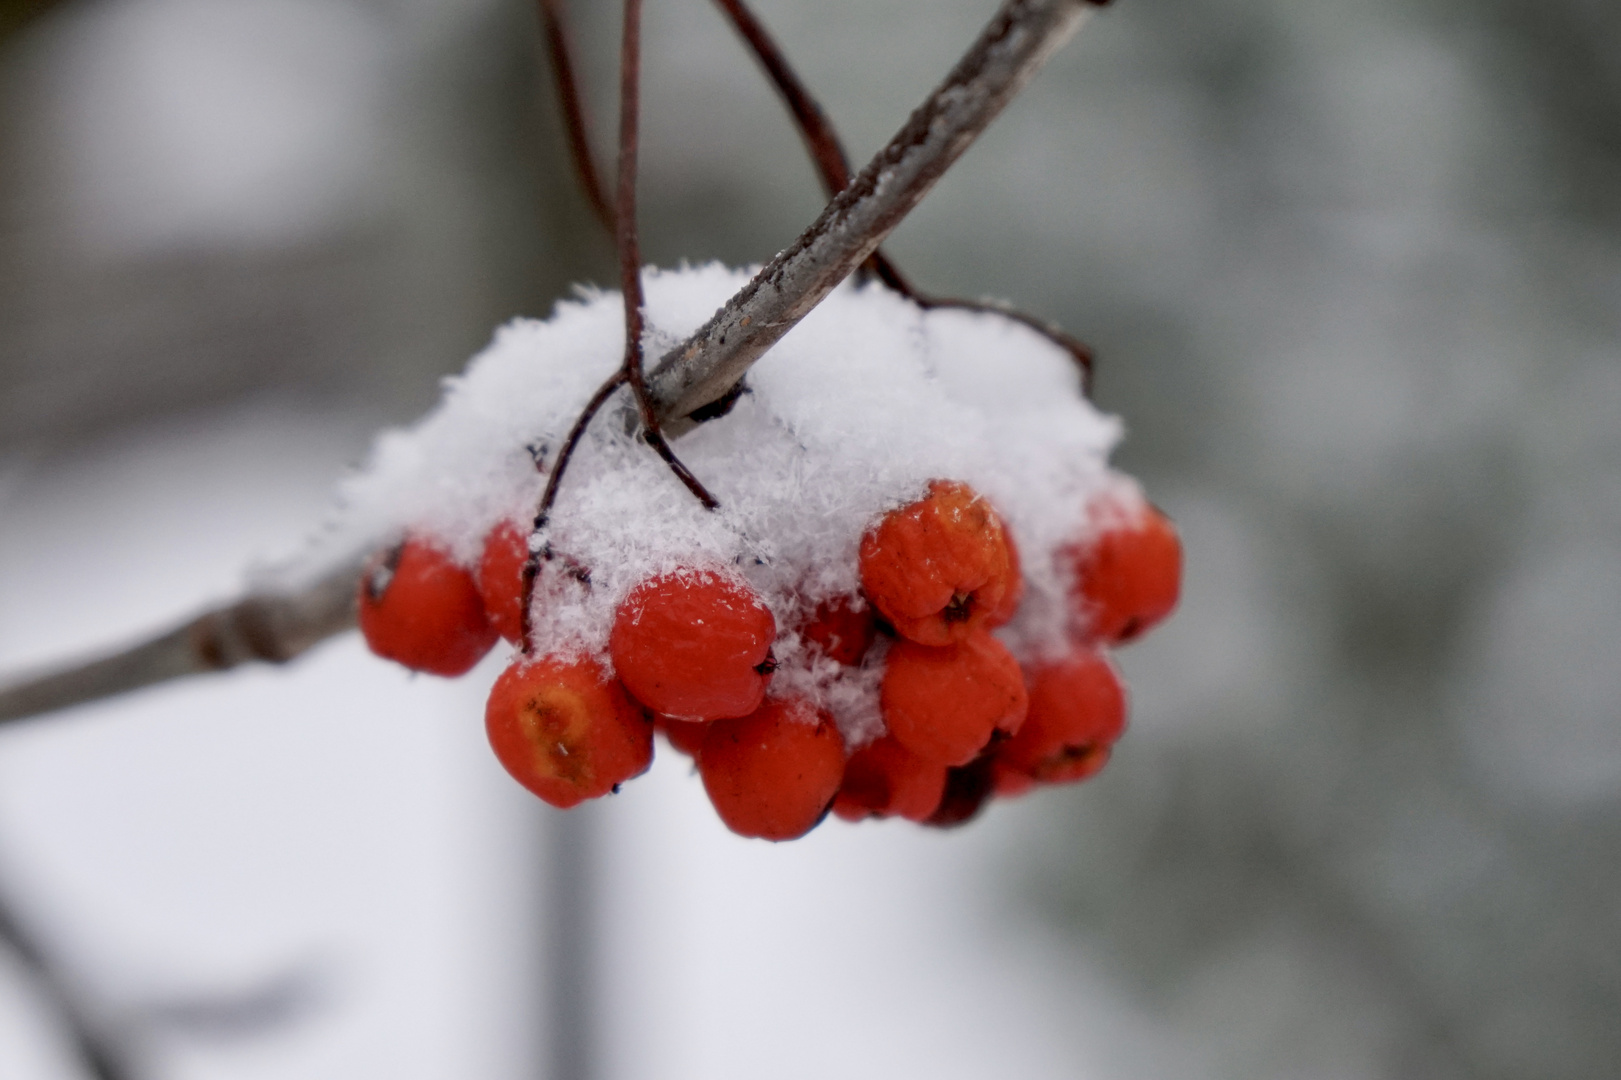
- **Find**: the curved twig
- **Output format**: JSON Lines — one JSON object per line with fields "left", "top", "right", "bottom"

{"left": 537, "top": 0, "right": 616, "bottom": 234}
{"left": 0, "top": 0, "right": 1102, "bottom": 724}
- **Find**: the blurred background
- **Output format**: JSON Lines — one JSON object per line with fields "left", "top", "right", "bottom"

{"left": 2, "top": 0, "right": 1619, "bottom": 1077}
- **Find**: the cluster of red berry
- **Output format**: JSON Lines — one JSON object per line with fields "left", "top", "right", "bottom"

{"left": 357, "top": 479, "right": 1180, "bottom": 841}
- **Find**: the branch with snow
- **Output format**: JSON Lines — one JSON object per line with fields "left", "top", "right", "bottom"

{"left": 0, "top": 0, "right": 1103, "bottom": 726}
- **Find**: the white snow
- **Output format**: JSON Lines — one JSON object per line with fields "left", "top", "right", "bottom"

{"left": 302, "top": 263, "right": 1129, "bottom": 742}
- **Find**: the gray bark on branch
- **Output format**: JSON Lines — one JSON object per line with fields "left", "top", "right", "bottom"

{"left": 0, "top": 562, "right": 360, "bottom": 726}
{"left": 0, "top": 0, "right": 1102, "bottom": 725}
{"left": 648, "top": 0, "right": 1096, "bottom": 435}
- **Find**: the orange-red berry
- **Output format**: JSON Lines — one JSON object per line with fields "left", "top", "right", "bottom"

{"left": 1000, "top": 646, "right": 1126, "bottom": 784}
{"left": 832, "top": 736, "right": 947, "bottom": 823}
{"left": 990, "top": 760, "right": 1038, "bottom": 799}
{"left": 610, "top": 569, "right": 777, "bottom": 720}
{"left": 984, "top": 529, "right": 1025, "bottom": 628}
{"left": 358, "top": 536, "right": 497, "bottom": 676}
{"left": 656, "top": 714, "right": 710, "bottom": 757}
{"left": 485, "top": 655, "right": 653, "bottom": 808}
{"left": 477, "top": 519, "right": 530, "bottom": 645}
{"left": 880, "top": 630, "right": 1028, "bottom": 766}
{"left": 859, "top": 479, "right": 1014, "bottom": 646}
{"left": 799, "top": 595, "right": 878, "bottom": 666}
{"left": 699, "top": 697, "right": 846, "bottom": 841}
{"left": 1066, "top": 497, "right": 1182, "bottom": 644}
{"left": 924, "top": 756, "right": 997, "bottom": 828}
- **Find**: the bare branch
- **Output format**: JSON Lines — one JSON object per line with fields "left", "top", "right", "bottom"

{"left": 649, "top": 0, "right": 1099, "bottom": 435}
{"left": 0, "top": 0, "right": 1102, "bottom": 725}
{"left": 0, "top": 561, "right": 360, "bottom": 727}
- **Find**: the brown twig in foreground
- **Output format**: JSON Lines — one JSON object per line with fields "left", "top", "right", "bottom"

{"left": 0, "top": 0, "right": 1102, "bottom": 724}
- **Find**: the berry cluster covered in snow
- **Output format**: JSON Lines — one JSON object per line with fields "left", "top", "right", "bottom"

{"left": 327, "top": 264, "right": 1180, "bottom": 839}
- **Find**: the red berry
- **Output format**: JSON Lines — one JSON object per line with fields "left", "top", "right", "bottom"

{"left": 924, "top": 755, "right": 998, "bottom": 828}
{"left": 832, "top": 736, "right": 947, "bottom": 823}
{"left": 610, "top": 569, "right": 776, "bottom": 720}
{"left": 656, "top": 714, "right": 710, "bottom": 757}
{"left": 358, "top": 536, "right": 497, "bottom": 676}
{"left": 859, "top": 480, "right": 1014, "bottom": 646}
{"left": 984, "top": 528, "right": 1025, "bottom": 628}
{"left": 799, "top": 595, "right": 878, "bottom": 665}
{"left": 485, "top": 655, "right": 653, "bottom": 808}
{"left": 478, "top": 519, "right": 530, "bottom": 645}
{"left": 1000, "top": 646, "right": 1126, "bottom": 784}
{"left": 990, "top": 760, "right": 1038, "bottom": 798}
{"left": 880, "top": 631, "right": 1028, "bottom": 766}
{"left": 1066, "top": 496, "right": 1182, "bottom": 644}
{"left": 699, "top": 697, "right": 846, "bottom": 841}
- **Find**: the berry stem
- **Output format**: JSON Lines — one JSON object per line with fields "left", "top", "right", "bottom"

{"left": 519, "top": 0, "right": 719, "bottom": 651}
{"left": 536, "top": 0, "right": 616, "bottom": 236}
{"left": 612, "top": 0, "right": 718, "bottom": 512}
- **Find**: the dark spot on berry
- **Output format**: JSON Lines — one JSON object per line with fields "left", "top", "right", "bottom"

{"left": 942, "top": 592, "right": 974, "bottom": 623}
{"left": 925, "top": 755, "right": 996, "bottom": 828}
{"left": 754, "top": 649, "right": 778, "bottom": 676}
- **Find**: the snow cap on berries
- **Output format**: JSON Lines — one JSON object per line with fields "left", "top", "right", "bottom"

{"left": 310, "top": 264, "right": 1126, "bottom": 746}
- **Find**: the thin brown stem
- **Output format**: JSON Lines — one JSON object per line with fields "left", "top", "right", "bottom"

{"left": 917, "top": 296, "right": 1094, "bottom": 394}
{"left": 517, "top": 0, "right": 718, "bottom": 650}
{"left": 613, "top": 0, "right": 717, "bottom": 510}
{"left": 519, "top": 369, "right": 627, "bottom": 648}
{"left": 537, "top": 0, "right": 616, "bottom": 234}
{"left": 616, "top": 0, "right": 646, "bottom": 366}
